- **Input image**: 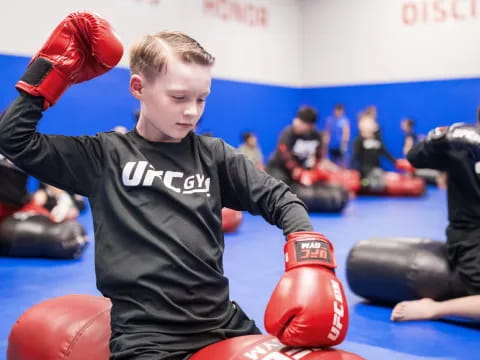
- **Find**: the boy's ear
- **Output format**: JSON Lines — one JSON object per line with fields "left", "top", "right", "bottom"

{"left": 130, "top": 74, "right": 144, "bottom": 100}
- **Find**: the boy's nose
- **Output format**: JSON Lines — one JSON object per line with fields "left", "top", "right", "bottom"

{"left": 184, "top": 102, "right": 198, "bottom": 117}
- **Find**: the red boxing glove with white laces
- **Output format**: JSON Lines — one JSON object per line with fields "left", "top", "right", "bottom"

{"left": 264, "top": 231, "right": 349, "bottom": 347}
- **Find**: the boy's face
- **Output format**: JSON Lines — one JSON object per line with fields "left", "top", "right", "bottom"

{"left": 359, "top": 116, "right": 377, "bottom": 138}
{"left": 401, "top": 120, "right": 410, "bottom": 133}
{"left": 334, "top": 108, "right": 344, "bottom": 117}
{"left": 246, "top": 135, "right": 257, "bottom": 147}
{"left": 132, "top": 55, "right": 212, "bottom": 142}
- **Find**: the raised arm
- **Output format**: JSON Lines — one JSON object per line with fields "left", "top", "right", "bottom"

{"left": 406, "top": 125, "right": 457, "bottom": 171}
{"left": 0, "top": 12, "right": 123, "bottom": 196}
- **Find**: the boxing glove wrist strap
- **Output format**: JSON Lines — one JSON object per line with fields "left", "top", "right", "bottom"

{"left": 16, "top": 57, "right": 69, "bottom": 109}
{"left": 284, "top": 231, "right": 336, "bottom": 271}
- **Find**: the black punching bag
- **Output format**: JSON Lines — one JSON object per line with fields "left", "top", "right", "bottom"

{"left": 346, "top": 237, "right": 468, "bottom": 304}
{"left": 291, "top": 183, "right": 349, "bottom": 213}
{"left": 0, "top": 213, "right": 88, "bottom": 259}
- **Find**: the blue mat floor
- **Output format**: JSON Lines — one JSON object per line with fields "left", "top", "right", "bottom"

{"left": 1, "top": 187, "right": 479, "bottom": 359}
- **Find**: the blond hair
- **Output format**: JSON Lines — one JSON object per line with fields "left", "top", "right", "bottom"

{"left": 129, "top": 31, "right": 215, "bottom": 81}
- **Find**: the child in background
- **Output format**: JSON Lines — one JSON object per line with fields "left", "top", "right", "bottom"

{"left": 324, "top": 104, "right": 350, "bottom": 167}
{"left": 401, "top": 117, "right": 418, "bottom": 157}
{"left": 238, "top": 132, "right": 264, "bottom": 170}
{"left": 351, "top": 112, "right": 397, "bottom": 179}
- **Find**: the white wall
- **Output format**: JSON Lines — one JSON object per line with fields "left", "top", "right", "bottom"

{"left": 5, "top": 0, "right": 479, "bottom": 88}
{"left": 0, "top": 0, "right": 303, "bottom": 86}
{"left": 302, "top": 0, "right": 480, "bottom": 86}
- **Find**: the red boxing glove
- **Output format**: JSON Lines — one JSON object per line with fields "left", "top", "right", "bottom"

{"left": 314, "top": 167, "right": 331, "bottom": 181}
{"left": 292, "top": 168, "right": 330, "bottom": 186}
{"left": 395, "top": 159, "right": 415, "bottom": 173}
{"left": 265, "top": 232, "right": 349, "bottom": 347}
{"left": 16, "top": 12, "right": 123, "bottom": 109}
{"left": 190, "top": 335, "right": 365, "bottom": 360}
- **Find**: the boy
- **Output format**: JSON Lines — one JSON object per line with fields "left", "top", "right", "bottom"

{"left": 351, "top": 112, "right": 397, "bottom": 179}
{"left": 0, "top": 12, "right": 348, "bottom": 359}
{"left": 400, "top": 117, "right": 418, "bottom": 157}
{"left": 267, "top": 106, "right": 324, "bottom": 185}
{"left": 238, "top": 131, "right": 264, "bottom": 169}
{"left": 325, "top": 104, "right": 350, "bottom": 167}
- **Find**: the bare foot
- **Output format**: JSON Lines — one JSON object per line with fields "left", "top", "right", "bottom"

{"left": 391, "top": 298, "right": 438, "bottom": 322}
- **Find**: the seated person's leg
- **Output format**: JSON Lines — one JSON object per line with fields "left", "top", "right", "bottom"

{"left": 391, "top": 227, "right": 480, "bottom": 322}
{"left": 447, "top": 226, "right": 480, "bottom": 295}
{"left": 391, "top": 296, "right": 480, "bottom": 322}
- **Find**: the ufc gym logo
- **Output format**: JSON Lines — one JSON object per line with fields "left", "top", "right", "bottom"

{"left": 242, "top": 338, "right": 317, "bottom": 360}
{"left": 298, "top": 241, "right": 329, "bottom": 261}
{"left": 294, "top": 240, "right": 332, "bottom": 266}
{"left": 122, "top": 161, "right": 210, "bottom": 196}
{"left": 292, "top": 139, "right": 320, "bottom": 165}
{"left": 363, "top": 138, "right": 381, "bottom": 150}
{"left": 475, "top": 162, "right": 480, "bottom": 175}
{"left": 328, "top": 279, "right": 345, "bottom": 342}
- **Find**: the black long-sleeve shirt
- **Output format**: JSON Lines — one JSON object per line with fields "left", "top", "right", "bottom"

{"left": 351, "top": 136, "right": 397, "bottom": 177}
{"left": 408, "top": 136, "right": 480, "bottom": 229}
{"left": 0, "top": 153, "right": 29, "bottom": 207}
{"left": 0, "top": 93, "right": 312, "bottom": 338}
